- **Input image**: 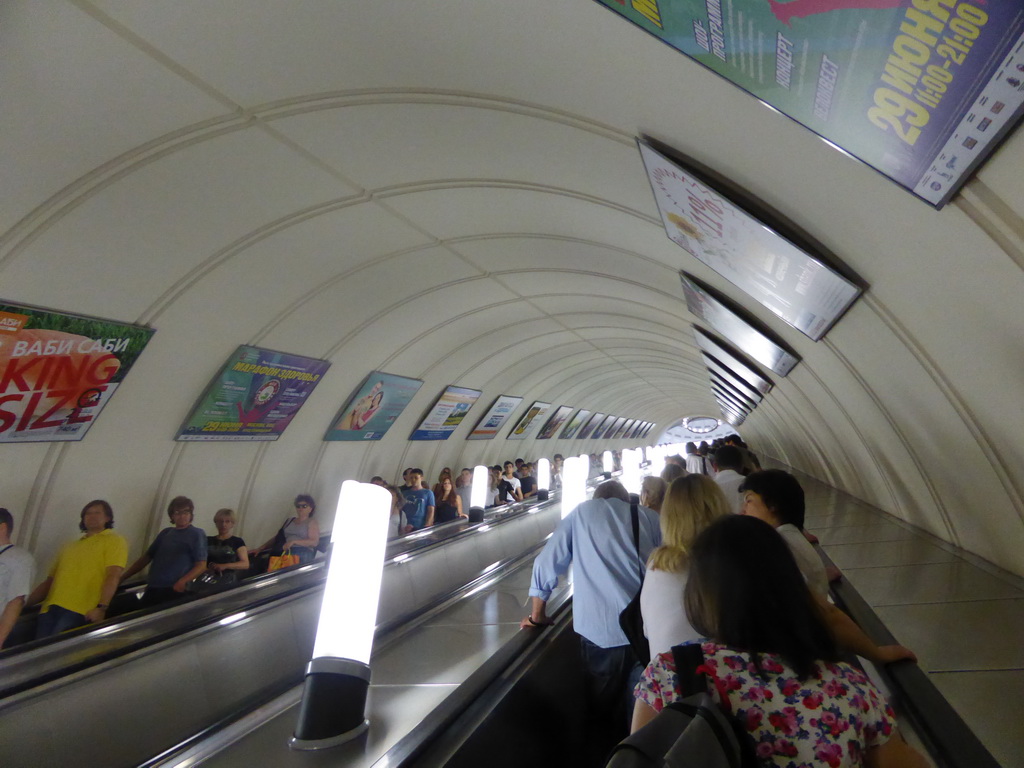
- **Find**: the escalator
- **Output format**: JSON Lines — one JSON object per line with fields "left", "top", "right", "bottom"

{"left": 0, "top": 487, "right": 577, "bottom": 768}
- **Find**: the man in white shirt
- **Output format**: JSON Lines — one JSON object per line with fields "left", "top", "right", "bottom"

{"left": 711, "top": 445, "right": 746, "bottom": 514}
{"left": 0, "top": 508, "right": 35, "bottom": 649}
{"left": 500, "top": 461, "right": 523, "bottom": 503}
{"left": 684, "top": 442, "right": 706, "bottom": 475}
{"left": 740, "top": 469, "right": 916, "bottom": 666}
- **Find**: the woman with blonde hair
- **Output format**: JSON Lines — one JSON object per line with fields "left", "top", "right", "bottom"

{"left": 639, "top": 474, "right": 729, "bottom": 658}
{"left": 204, "top": 508, "right": 249, "bottom": 586}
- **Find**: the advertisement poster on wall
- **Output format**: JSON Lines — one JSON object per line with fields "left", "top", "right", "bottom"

{"left": 576, "top": 411, "right": 606, "bottom": 440}
{"left": 559, "top": 409, "right": 591, "bottom": 440}
{"left": 178, "top": 345, "right": 330, "bottom": 441}
{"left": 598, "top": 1, "right": 1024, "bottom": 208}
{"left": 614, "top": 419, "right": 637, "bottom": 439}
{"left": 606, "top": 417, "right": 629, "bottom": 439}
{"left": 641, "top": 141, "right": 861, "bottom": 341}
{"left": 537, "top": 405, "right": 574, "bottom": 440}
{"left": 467, "top": 395, "right": 524, "bottom": 440}
{"left": 409, "top": 385, "right": 483, "bottom": 440}
{"left": 0, "top": 301, "right": 154, "bottom": 443}
{"left": 324, "top": 371, "right": 423, "bottom": 441}
{"left": 590, "top": 414, "right": 618, "bottom": 440}
{"left": 506, "top": 401, "right": 553, "bottom": 440}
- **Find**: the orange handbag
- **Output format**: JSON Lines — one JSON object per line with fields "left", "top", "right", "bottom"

{"left": 268, "top": 548, "right": 300, "bottom": 572}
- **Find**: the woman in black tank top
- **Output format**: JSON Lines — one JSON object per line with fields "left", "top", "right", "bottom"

{"left": 434, "top": 477, "right": 464, "bottom": 524}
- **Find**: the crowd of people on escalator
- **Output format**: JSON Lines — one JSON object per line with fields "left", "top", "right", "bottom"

{"left": 0, "top": 449, "right": 592, "bottom": 650}
{"left": 520, "top": 436, "right": 930, "bottom": 768}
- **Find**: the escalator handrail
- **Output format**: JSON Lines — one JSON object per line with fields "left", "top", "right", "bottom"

{"left": 818, "top": 546, "right": 1001, "bottom": 768}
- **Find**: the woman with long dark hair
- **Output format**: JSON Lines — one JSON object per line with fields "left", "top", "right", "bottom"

{"left": 632, "top": 515, "right": 927, "bottom": 767}
{"left": 433, "top": 476, "right": 465, "bottom": 524}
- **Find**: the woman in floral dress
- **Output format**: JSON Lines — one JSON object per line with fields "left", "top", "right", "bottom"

{"left": 632, "top": 515, "right": 927, "bottom": 767}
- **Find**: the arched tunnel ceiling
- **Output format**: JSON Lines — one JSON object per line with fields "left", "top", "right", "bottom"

{"left": 3, "top": 1, "right": 1024, "bottom": 576}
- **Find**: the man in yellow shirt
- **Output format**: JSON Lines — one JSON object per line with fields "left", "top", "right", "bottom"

{"left": 27, "top": 500, "right": 128, "bottom": 638}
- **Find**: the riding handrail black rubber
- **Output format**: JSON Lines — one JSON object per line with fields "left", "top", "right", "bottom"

{"left": 818, "top": 547, "right": 1000, "bottom": 768}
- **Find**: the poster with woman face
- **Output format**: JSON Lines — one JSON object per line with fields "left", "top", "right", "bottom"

{"left": 324, "top": 371, "right": 423, "bottom": 441}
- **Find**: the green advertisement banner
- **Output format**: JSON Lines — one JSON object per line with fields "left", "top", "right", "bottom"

{"left": 596, "top": 0, "right": 1024, "bottom": 206}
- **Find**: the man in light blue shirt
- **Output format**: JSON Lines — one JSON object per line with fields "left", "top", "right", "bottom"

{"left": 521, "top": 481, "right": 660, "bottom": 748}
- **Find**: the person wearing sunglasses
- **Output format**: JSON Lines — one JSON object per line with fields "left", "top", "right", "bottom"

{"left": 251, "top": 494, "right": 320, "bottom": 565}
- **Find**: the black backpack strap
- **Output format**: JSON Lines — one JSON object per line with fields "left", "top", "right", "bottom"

{"left": 671, "top": 643, "right": 708, "bottom": 698}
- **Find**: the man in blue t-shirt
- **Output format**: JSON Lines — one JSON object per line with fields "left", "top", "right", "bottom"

{"left": 401, "top": 469, "right": 435, "bottom": 533}
{"left": 122, "top": 496, "right": 207, "bottom": 608}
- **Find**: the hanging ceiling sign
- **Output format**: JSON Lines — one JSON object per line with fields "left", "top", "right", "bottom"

{"left": 694, "top": 327, "right": 773, "bottom": 395}
{"left": 600, "top": 4, "right": 1024, "bottom": 208}
{"left": 0, "top": 301, "right": 154, "bottom": 443}
{"left": 641, "top": 141, "right": 861, "bottom": 340}
{"left": 704, "top": 354, "right": 765, "bottom": 403}
{"left": 714, "top": 387, "right": 753, "bottom": 416}
{"left": 681, "top": 272, "right": 799, "bottom": 376}
{"left": 707, "top": 377, "right": 760, "bottom": 413}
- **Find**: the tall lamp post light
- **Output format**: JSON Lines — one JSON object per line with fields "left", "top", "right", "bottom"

{"left": 621, "top": 448, "right": 642, "bottom": 496}
{"left": 468, "top": 464, "right": 489, "bottom": 522}
{"left": 561, "top": 456, "right": 587, "bottom": 519}
{"left": 536, "top": 458, "right": 551, "bottom": 502}
{"left": 290, "top": 481, "right": 392, "bottom": 750}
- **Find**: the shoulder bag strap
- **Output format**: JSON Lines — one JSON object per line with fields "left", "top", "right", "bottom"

{"left": 630, "top": 499, "right": 644, "bottom": 584}
{"left": 671, "top": 643, "right": 707, "bottom": 697}
{"left": 0, "top": 544, "right": 13, "bottom": 558}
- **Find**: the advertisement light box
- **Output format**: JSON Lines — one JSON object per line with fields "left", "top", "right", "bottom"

{"left": 602, "top": 7, "right": 1024, "bottom": 208}
{"left": 681, "top": 272, "right": 799, "bottom": 376}
{"left": 694, "top": 327, "right": 773, "bottom": 395}
{"left": 642, "top": 141, "right": 861, "bottom": 340}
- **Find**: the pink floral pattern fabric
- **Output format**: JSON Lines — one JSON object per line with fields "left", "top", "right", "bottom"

{"left": 635, "top": 642, "right": 895, "bottom": 767}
